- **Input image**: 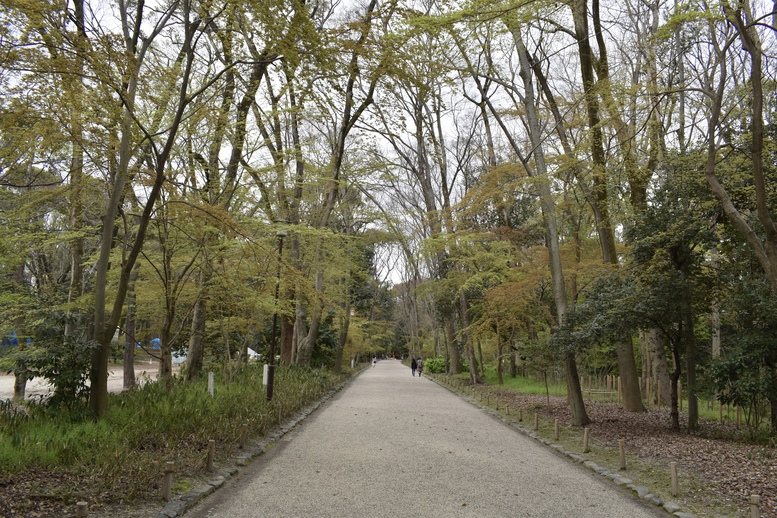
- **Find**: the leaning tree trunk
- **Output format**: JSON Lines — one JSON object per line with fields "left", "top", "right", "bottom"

{"left": 510, "top": 25, "right": 590, "bottom": 425}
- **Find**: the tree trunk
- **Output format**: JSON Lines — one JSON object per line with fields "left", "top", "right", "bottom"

{"left": 564, "top": 355, "right": 590, "bottom": 427}
{"left": 446, "top": 320, "right": 460, "bottom": 375}
{"left": 617, "top": 336, "right": 645, "bottom": 411}
{"left": 510, "top": 25, "right": 589, "bottom": 425}
{"left": 460, "top": 292, "right": 481, "bottom": 384}
{"left": 670, "top": 344, "right": 682, "bottom": 431}
{"left": 648, "top": 329, "right": 672, "bottom": 406}
{"left": 123, "top": 294, "right": 136, "bottom": 390}
{"left": 684, "top": 307, "right": 699, "bottom": 431}
{"left": 496, "top": 327, "right": 503, "bottom": 385}
{"left": 187, "top": 294, "right": 207, "bottom": 380}
{"left": 334, "top": 297, "right": 350, "bottom": 373}
{"left": 13, "top": 347, "right": 26, "bottom": 403}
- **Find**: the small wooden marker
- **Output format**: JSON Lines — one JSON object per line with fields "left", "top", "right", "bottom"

{"left": 554, "top": 419, "right": 559, "bottom": 440}
{"left": 519, "top": 409, "right": 523, "bottom": 422}
{"left": 207, "top": 439, "right": 215, "bottom": 472}
{"left": 239, "top": 423, "right": 248, "bottom": 449}
{"left": 162, "top": 461, "right": 175, "bottom": 501}
{"left": 583, "top": 427, "right": 590, "bottom": 453}
{"left": 750, "top": 494, "right": 760, "bottom": 518}
{"left": 619, "top": 439, "right": 626, "bottom": 470}
{"left": 670, "top": 462, "right": 679, "bottom": 496}
{"left": 534, "top": 413, "right": 539, "bottom": 431}
{"left": 75, "top": 502, "right": 88, "bottom": 517}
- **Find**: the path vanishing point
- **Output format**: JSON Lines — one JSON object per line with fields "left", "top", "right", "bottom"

{"left": 185, "top": 359, "right": 666, "bottom": 518}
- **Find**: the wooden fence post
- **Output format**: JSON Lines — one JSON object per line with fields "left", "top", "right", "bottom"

{"left": 75, "top": 502, "right": 88, "bottom": 517}
{"left": 619, "top": 439, "right": 626, "bottom": 470}
{"left": 162, "top": 461, "right": 175, "bottom": 501}
{"left": 670, "top": 462, "right": 679, "bottom": 496}
{"left": 554, "top": 419, "right": 559, "bottom": 440}
{"left": 239, "top": 423, "right": 248, "bottom": 449}
{"left": 750, "top": 494, "right": 760, "bottom": 518}
{"left": 583, "top": 428, "right": 590, "bottom": 453}
{"left": 207, "top": 439, "right": 215, "bottom": 472}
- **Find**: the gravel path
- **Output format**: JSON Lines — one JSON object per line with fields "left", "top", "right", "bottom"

{"left": 185, "top": 359, "right": 665, "bottom": 518}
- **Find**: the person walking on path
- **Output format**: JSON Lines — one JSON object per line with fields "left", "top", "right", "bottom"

{"left": 410, "top": 357, "right": 417, "bottom": 376}
{"left": 416, "top": 358, "right": 424, "bottom": 377}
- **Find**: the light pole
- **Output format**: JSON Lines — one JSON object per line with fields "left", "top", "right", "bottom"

{"left": 267, "top": 228, "right": 287, "bottom": 401}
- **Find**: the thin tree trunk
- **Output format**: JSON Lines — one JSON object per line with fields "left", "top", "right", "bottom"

{"left": 123, "top": 276, "right": 137, "bottom": 389}
{"left": 510, "top": 25, "right": 590, "bottom": 425}
{"left": 187, "top": 292, "right": 207, "bottom": 380}
{"left": 444, "top": 320, "right": 458, "bottom": 375}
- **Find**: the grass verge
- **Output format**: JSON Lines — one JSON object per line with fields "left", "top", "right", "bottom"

{"left": 0, "top": 363, "right": 358, "bottom": 515}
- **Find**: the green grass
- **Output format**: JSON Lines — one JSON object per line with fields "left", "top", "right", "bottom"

{"left": 0, "top": 363, "right": 353, "bottom": 505}
{"left": 479, "top": 369, "right": 567, "bottom": 397}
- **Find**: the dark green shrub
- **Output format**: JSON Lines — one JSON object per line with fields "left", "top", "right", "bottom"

{"left": 424, "top": 357, "right": 446, "bottom": 374}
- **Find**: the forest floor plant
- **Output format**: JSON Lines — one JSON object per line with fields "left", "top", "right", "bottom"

{"left": 0, "top": 363, "right": 355, "bottom": 516}
{"left": 431, "top": 371, "right": 776, "bottom": 518}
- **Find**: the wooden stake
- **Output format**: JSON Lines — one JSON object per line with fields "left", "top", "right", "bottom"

{"left": 554, "top": 419, "right": 559, "bottom": 440}
{"left": 239, "top": 423, "right": 248, "bottom": 449}
{"left": 162, "top": 461, "right": 175, "bottom": 501}
{"left": 207, "top": 439, "right": 215, "bottom": 472}
{"left": 670, "top": 462, "right": 679, "bottom": 496}
{"left": 750, "top": 494, "right": 761, "bottom": 518}
{"left": 737, "top": 406, "right": 741, "bottom": 428}
{"left": 617, "top": 377, "right": 621, "bottom": 405}
{"left": 534, "top": 413, "right": 539, "bottom": 431}
{"left": 583, "top": 428, "right": 590, "bottom": 453}
{"left": 619, "top": 439, "right": 626, "bottom": 470}
{"left": 519, "top": 409, "right": 523, "bottom": 422}
{"left": 75, "top": 502, "right": 88, "bottom": 517}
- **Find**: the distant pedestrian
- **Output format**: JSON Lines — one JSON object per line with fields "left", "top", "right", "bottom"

{"left": 411, "top": 357, "right": 417, "bottom": 376}
{"left": 372, "top": 357, "right": 377, "bottom": 368}
{"left": 417, "top": 358, "right": 424, "bottom": 377}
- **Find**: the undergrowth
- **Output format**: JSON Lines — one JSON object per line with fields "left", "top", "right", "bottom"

{"left": 0, "top": 364, "right": 348, "bottom": 506}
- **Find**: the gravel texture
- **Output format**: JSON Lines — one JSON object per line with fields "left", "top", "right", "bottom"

{"left": 184, "top": 359, "right": 666, "bottom": 518}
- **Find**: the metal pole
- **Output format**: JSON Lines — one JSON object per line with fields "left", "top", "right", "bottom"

{"left": 267, "top": 230, "right": 286, "bottom": 401}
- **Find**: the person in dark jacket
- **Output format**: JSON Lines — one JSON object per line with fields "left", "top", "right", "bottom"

{"left": 417, "top": 358, "right": 424, "bottom": 377}
{"left": 411, "top": 357, "right": 417, "bottom": 376}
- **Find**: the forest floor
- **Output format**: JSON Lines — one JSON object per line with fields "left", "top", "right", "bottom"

{"left": 478, "top": 385, "right": 776, "bottom": 518}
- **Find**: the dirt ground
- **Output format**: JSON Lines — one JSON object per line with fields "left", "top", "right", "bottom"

{"left": 0, "top": 360, "right": 168, "bottom": 401}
